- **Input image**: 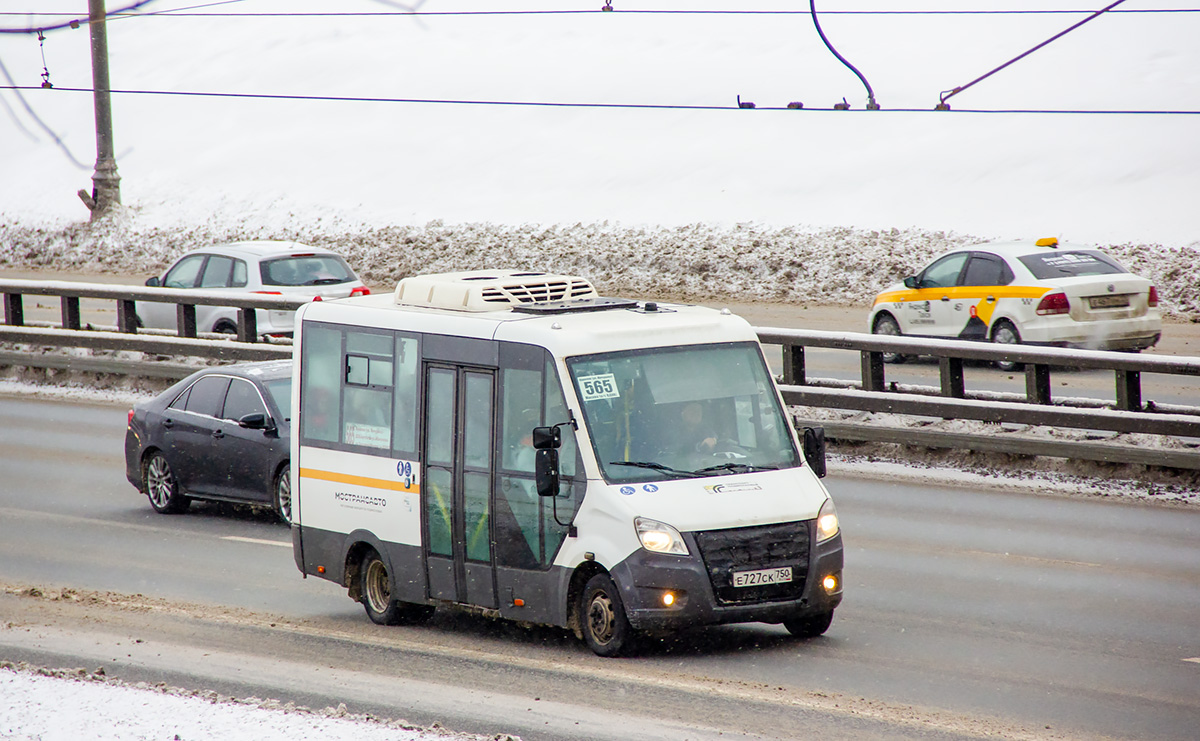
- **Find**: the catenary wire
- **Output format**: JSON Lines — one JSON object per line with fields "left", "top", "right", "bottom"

{"left": 4, "top": 7, "right": 1200, "bottom": 22}
{"left": 2, "top": 84, "right": 1197, "bottom": 115}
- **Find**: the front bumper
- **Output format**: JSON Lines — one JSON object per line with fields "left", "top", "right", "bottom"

{"left": 610, "top": 528, "right": 844, "bottom": 632}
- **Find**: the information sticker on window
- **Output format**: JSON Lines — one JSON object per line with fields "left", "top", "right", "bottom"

{"left": 578, "top": 373, "right": 621, "bottom": 401}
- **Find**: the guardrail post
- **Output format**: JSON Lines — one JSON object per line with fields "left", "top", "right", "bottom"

{"left": 117, "top": 299, "right": 138, "bottom": 334}
{"left": 237, "top": 308, "right": 258, "bottom": 343}
{"left": 782, "top": 344, "right": 806, "bottom": 385}
{"left": 3, "top": 293, "right": 24, "bottom": 326}
{"left": 1026, "top": 363, "right": 1051, "bottom": 405}
{"left": 61, "top": 297, "right": 82, "bottom": 330}
{"left": 1115, "top": 370, "right": 1142, "bottom": 411}
{"left": 861, "top": 351, "right": 885, "bottom": 392}
{"left": 176, "top": 304, "right": 198, "bottom": 338}
{"left": 939, "top": 357, "right": 965, "bottom": 398}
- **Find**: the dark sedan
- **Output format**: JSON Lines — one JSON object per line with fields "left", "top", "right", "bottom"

{"left": 124, "top": 360, "right": 293, "bottom": 523}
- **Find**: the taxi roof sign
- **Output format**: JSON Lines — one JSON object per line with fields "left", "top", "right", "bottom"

{"left": 1035, "top": 237, "right": 1059, "bottom": 248}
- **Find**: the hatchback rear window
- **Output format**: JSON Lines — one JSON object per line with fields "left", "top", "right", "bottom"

{"left": 260, "top": 255, "right": 356, "bottom": 287}
{"left": 1018, "top": 250, "right": 1127, "bottom": 280}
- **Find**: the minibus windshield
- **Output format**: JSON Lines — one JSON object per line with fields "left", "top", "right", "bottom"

{"left": 567, "top": 341, "right": 801, "bottom": 483}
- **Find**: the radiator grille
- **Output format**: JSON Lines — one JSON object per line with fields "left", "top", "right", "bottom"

{"left": 693, "top": 521, "right": 810, "bottom": 605}
{"left": 481, "top": 277, "right": 595, "bottom": 304}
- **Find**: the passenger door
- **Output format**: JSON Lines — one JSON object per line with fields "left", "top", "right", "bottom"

{"left": 209, "top": 377, "right": 277, "bottom": 504}
{"left": 423, "top": 365, "right": 497, "bottom": 609}
{"left": 170, "top": 374, "right": 231, "bottom": 496}
{"left": 139, "top": 254, "right": 207, "bottom": 330}
{"left": 903, "top": 252, "right": 970, "bottom": 337}
{"left": 956, "top": 252, "right": 1012, "bottom": 339}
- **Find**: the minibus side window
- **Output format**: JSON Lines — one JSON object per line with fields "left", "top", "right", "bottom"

{"left": 391, "top": 336, "right": 420, "bottom": 456}
{"left": 425, "top": 368, "right": 455, "bottom": 557}
{"left": 494, "top": 346, "right": 581, "bottom": 569}
{"left": 497, "top": 363, "right": 543, "bottom": 568}
{"left": 300, "top": 324, "right": 342, "bottom": 443}
{"left": 342, "top": 330, "right": 393, "bottom": 449}
{"left": 545, "top": 356, "right": 576, "bottom": 479}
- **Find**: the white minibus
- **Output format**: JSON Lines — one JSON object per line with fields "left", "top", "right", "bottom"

{"left": 291, "top": 270, "right": 843, "bottom": 656}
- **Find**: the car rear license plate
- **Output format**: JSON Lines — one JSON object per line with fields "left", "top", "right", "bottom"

{"left": 1088, "top": 294, "right": 1130, "bottom": 309}
{"left": 732, "top": 566, "right": 792, "bottom": 587}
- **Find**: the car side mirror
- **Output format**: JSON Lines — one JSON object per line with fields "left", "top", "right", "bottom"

{"left": 238, "top": 412, "right": 274, "bottom": 431}
{"left": 532, "top": 425, "right": 561, "bottom": 449}
{"left": 802, "top": 426, "right": 827, "bottom": 479}
{"left": 533, "top": 425, "right": 562, "bottom": 497}
{"left": 145, "top": 276, "right": 161, "bottom": 287}
{"left": 902, "top": 276, "right": 917, "bottom": 289}
{"left": 535, "top": 448, "right": 560, "bottom": 497}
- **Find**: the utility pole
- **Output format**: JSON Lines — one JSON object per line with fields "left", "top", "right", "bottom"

{"left": 78, "top": 0, "right": 121, "bottom": 219}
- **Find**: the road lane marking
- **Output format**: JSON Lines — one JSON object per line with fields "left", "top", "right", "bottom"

{"left": 961, "top": 549, "right": 1102, "bottom": 569}
{"left": 220, "top": 536, "right": 290, "bottom": 548}
{"left": 1184, "top": 657, "right": 1200, "bottom": 664}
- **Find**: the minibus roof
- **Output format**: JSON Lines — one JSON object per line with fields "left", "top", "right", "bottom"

{"left": 300, "top": 291, "right": 759, "bottom": 357}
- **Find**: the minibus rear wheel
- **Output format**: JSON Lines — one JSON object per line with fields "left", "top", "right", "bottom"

{"left": 360, "top": 551, "right": 435, "bottom": 626}
{"left": 580, "top": 573, "right": 636, "bottom": 657}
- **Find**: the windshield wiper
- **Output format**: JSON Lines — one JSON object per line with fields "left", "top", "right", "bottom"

{"left": 694, "top": 462, "right": 778, "bottom": 475}
{"left": 609, "top": 461, "right": 695, "bottom": 479}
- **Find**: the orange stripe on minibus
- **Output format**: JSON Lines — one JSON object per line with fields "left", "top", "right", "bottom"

{"left": 298, "top": 468, "right": 420, "bottom": 493}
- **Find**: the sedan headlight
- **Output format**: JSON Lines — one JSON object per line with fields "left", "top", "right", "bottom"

{"left": 635, "top": 517, "right": 688, "bottom": 555}
{"left": 816, "top": 498, "right": 840, "bottom": 543}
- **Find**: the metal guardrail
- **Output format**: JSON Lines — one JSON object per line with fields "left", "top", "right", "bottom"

{"left": 756, "top": 327, "right": 1200, "bottom": 469}
{"left": 3, "top": 280, "right": 1200, "bottom": 468}
{"left": 0, "top": 278, "right": 308, "bottom": 343}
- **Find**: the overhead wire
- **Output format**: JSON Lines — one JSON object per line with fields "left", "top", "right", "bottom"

{"left": 3, "top": 6, "right": 1200, "bottom": 23}
{"left": 938, "top": 0, "right": 1130, "bottom": 108}
{"left": 0, "top": 3, "right": 1195, "bottom": 117}
{"left": 1, "top": 83, "right": 1196, "bottom": 115}
{"left": 0, "top": 0, "right": 160, "bottom": 34}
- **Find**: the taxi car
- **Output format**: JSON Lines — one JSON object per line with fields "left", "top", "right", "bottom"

{"left": 138, "top": 241, "right": 370, "bottom": 337}
{"left": 124, "top": 360, "right": 294, "bottom": 523}
{"left": 868, "top": 238, "right": 1161, "bottom": 369}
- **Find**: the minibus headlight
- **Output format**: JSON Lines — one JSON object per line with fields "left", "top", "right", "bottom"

{"left": 635, "top": 517, "right": 689, "bottom": 556}
{"left": 816, "top": 498, "right": 840, "bottom": 543}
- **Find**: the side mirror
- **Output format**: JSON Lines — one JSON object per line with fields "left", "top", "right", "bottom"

{"left": 802, "top": 426, "right": 827, "bottom": 479}
{"left": 238, "top": 412, "right": 274, "bottom": 431}
{"left": 535, "top": 448, "right": 560, "bottom": 497}
{"left": 532, "top": 425, "right": 561, "bottom": 450}
{"left": 145, "top": 276, "right": 161, "bottom": 287}
{"left": 902, "top": 276, "right": 917, "bottom": 289}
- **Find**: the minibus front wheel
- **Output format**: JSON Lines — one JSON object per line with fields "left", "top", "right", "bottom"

{"left": 580, "top": 573, "right": 637, "bottom": 657}
{"left": 360, "top": 550, "right": 435, "bottom": 626}
{"left": 783, "top": 610, "right": 833, "bottom": 639}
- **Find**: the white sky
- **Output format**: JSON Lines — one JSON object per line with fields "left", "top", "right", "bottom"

{"left": 1, "top": 0, "right": 1198, "bottom": 246}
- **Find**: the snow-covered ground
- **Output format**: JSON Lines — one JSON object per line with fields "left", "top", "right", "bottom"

{"left": 0, "top": 662, "right": 499, "bottom": 741}
{"left": 3, "top": 1, "right": 1200, "bottom": 737}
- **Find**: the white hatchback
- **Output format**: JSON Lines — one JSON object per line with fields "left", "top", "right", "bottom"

{"left": 138, "top": 241, "right": 370, "bottom": 337}
{"left": 868, "top": 238, "right": 1161, "bottom": 367}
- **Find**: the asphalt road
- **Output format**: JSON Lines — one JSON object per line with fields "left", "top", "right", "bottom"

{"left": 1, "top": 395, "right": 1198, "bottom": 740}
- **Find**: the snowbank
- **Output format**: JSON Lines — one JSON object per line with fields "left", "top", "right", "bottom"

{"left": 0, "top": 662, "right": 506, "bottom": 741}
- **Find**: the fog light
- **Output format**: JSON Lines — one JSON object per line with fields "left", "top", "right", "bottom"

{"left": 662, "top": 591, "right": 676, "bottom": 607}
{"left": 822, "top": 573, "right": 839, "bottom": 594}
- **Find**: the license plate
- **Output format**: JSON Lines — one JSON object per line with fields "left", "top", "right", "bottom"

{"left": 1088, "top": 294, "right": 1130, "bottom": 309}
{"left": 732, "top": 566, "right": 792, "bottom": 587}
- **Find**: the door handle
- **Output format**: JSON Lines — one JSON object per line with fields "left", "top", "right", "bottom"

{"left": 163, "top": 419, "right": 174, "bottom": 429}
{"left": 986, "top": 295, "right": 996, "bottom": 302}
{"left": 940, "top": 295, "right": 951, "bottom": 302}
{"left": 212, "top": 429, "right": 225, "bottom": 439}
